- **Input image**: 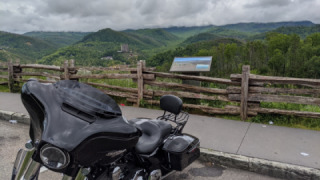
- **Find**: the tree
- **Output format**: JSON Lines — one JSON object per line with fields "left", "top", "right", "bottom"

{"left": 268, "top": 49, "right": 286, "bottom": 76}
{"left": 266, "top": 32, "right": 290, "bottom": 56}
{"left": 287, "top": 34, "right": 301, "bottom": 77}
{"left": 304, "top": 56, "right": 320, "bottom": 78}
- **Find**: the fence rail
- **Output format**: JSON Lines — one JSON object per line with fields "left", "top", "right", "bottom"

{"left": 0, "top": 60, "right": 319, "bottom": 121}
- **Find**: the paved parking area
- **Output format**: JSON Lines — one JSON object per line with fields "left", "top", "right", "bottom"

{"left": 0, "top": 120, "right": 280, "bottom": 180}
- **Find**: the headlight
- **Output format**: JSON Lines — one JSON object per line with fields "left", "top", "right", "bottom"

{"left": 40, "top": 144, "right": 70, "bottom": 170}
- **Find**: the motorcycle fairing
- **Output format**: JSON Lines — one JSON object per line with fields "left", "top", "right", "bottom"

{"left": 21, "top": 80, "right": 139, "bottom": 152}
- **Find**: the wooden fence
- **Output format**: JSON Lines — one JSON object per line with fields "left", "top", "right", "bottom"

{"left": 0, "top": 60, "right": 320, "bottom": 120}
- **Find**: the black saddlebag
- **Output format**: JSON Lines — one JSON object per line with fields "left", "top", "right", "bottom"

{"left": 162, "top": 134, "right": 200, "bottom": 171}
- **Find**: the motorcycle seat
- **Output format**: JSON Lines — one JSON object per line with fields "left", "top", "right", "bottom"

{"left": 130, "top": 119, "right": 172, "bottom": 154}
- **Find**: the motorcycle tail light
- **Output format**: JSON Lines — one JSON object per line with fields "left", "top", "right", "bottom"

{"left": 40, "top": 144, "right": 70, "bottom": 170}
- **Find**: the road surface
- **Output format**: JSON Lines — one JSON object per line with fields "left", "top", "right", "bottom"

{"left": 0, "top": 120, "right": 280, "bottom": 180}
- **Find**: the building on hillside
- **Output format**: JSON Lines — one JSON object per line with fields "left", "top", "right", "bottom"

{"left": 120, "top": 44, "right": 129, "bottom": 53}
{"left": 101, "top": 56, "right": 113, "bottom": 60}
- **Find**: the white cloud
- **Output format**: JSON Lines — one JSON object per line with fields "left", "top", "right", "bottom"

{"left": 0, "top": 0, "right": 319, "bottom": 34}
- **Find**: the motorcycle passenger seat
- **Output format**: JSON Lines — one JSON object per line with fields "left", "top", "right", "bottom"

{"left": 130, "top": 119, "right": 172, "bottom": 154}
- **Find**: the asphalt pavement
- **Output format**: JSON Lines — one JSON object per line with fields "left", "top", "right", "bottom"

{"left": 0, "top": 120, "right": 280, "bottom": 180}
{"left": 0, "top": 92, "right": 320, "bottom": 178}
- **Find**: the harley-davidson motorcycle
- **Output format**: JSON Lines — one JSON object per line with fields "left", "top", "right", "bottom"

{"left": 11, "top": 79, "right": 200, "bottom": 180}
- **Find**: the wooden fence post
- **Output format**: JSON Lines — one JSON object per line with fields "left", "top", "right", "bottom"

{"left": 63, "top": 60, "right": 69, "bottom": 80}
{"left": 136, "top": 60, "right": 144, "bottom": 106}
{"left": 240, "top": 65, "right": 250, "bottom": 121}
{"left": 68, "top": 59, "right": 78, "bottom": 81}
{"left": 7, "top": 61, "right": 14, "bottom": 92}
{"left": 69, "top": 59, "right": 75, "bottom": 71}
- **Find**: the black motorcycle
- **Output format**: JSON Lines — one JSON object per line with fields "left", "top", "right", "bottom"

{"left": 11, "top": 79, "right": 200, "bottom": 180}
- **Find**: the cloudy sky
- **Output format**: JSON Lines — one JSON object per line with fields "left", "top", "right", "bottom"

{"left": 1, "top": 0, "right": 319, "bottom": 34}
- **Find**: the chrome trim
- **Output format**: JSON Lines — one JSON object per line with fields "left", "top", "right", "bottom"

{"left": 149, "top": 169, "right": 161, "bottom": 180}
{"left": 11, "top": 148, "right": 41, "bottom": 180}
{"left": 131, "top": 169, "right": 143, "bottom": 180}
{"left": 62, "top": 169, "right": 86, "bottom": 180}
{"left": 74, "top": 168, "right": 87, "bottom": 180}
{"left": 188, "top": 141, "right": 200, "bottom": 153}
{"left": 11, "top": 149, "right": 25, "bottom": 180}
{"left": 62, "top": 174, "right": 73, "bottom": 180}
{"left": 112, "top": 166, "right": 122, "bottom": 180}
{"left": 23, "top": 161, "right": 41, "bottom": 179}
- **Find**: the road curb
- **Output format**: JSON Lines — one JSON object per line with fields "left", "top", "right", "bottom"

{"left": 200, "top": 148, "right": 320, "bottom": 180}
{"left": 0, "top": 110, "right": 30, "bottom": 124}
{"left": 1, "top": 110, "right": 319, "bottom": 179}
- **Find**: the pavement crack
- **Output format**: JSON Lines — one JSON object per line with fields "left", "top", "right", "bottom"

{"left": 236, "top": 122, "right": 251, "bottom": 154}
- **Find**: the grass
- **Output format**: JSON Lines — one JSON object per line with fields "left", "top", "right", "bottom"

{"left": 249, "top": 102, "right": 320, "bottom": 131}
{"left": 0, "top": 85, "right": 9, "bottom": 92}
{"left": 250, "top": 114, "right": 320, "bottom": 131}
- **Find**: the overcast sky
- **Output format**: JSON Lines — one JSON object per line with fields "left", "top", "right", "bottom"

{"left": 1, "top": 0, "right": 319, "bottom": 34}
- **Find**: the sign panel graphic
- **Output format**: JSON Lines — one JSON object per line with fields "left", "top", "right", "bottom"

{"left": 170, "top": 56, "right": 212, "bottom": 72}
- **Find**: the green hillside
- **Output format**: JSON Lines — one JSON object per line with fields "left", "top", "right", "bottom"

{"left": 182, "top": 33, "right": 222, "bottom": 44}
{"left": 221, "top": 21, "right": 315, "bottom": 33}
{"left": 0, "top": 31, "right": 58, "bottom": 63}
{"left": 271, "top": 25, "right": 320, "bottom": 38}
{"left": 125, "top": 28, "right": 179, "bottom": 41}
{"left": 206, "top": 27, "right": 254, "bottom": 38}
{"left": 149, "top": 32, "right": 320, "bottom": 79}
{"left": 40, "top": 28, "right": 180, "bottom": 66}
{"left": 149, "top": 38, "right": 243, "bottom": 71}
{"left": 163, "top": 25, "right": 215, "bottom": 38}
{"left": 36, "top": 21, "right": 320, "bottom": 67}
{"left": 24, "top": 31, "right": 91, "bottom": 47}
{"left": 82, "top": 28, "right": 179, "bottom": 48}
{"left": 248, "top": 24, "right": 320, "bottom": 40}
{"left": 81, "top": 28, "right": 144, "bottom": 45}
{"left": 39, "top": 41, "right": 121, "bottom": 66}
{"left": 181, "top": 27, "right": 253, "bottom": 45}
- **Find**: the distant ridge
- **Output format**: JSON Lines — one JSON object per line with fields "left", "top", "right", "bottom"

{"left": 163, "top": 25, "right": 215, "bottom": 38}
{"left": 0, "top": 31, "right": 57, "bottom": 62}
{"left": 81, "top": 28, "right": 178, "bottom": 48}
{"left": 220, "top": 20, "right": 314, "bottom": 32}
{"left": 24, "top": 31, "right": 91, "bottom": 47}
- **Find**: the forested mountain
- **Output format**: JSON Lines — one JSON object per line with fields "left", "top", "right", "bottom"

{"left": 124, "top": 28, "right": 179, "bottom": 42}
{"left": 149, "top": 38, "right": 243, "bottom": 71}
{"left": 248, "top": 24, "right": 320, "bottom": 40}
{"left": 182, "top": 33, "right": 222, "bottom": 45}
{"left": 149, "top": 32, "right": 320, "bottom": 79}
{"left": 24, "top": 31, "right": 91, "bottom": 47}
{"left": 162, "top": 21, "right": 314, "bottom": 38}
{"left": 220, "top": 21, "right": 315, "bottom": 33}
{"left": 1, "top": 21, "right": 318, "bottom": 71}
{"left": 182, "top": 27, "right": 253, "bottom": 44}
{"left": 39, "top": 28, "right": 180, "bottom": 66}
{"left": 0, "top": 31, "right": 58, "bottom": 63}
{"left": 163, "top": 25, "right": 215, "bottom": 38}
{"left": 81, "top": 28, "right": 178, "bottom": 48}
{"left": 271, "top": 25, "right": 320, "bottom": 38}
